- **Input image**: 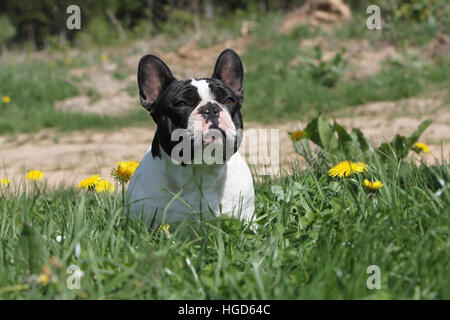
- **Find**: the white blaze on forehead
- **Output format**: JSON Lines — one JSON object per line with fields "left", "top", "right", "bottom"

{"left": 190, "top": 78, "right": 215, "bottom": 101}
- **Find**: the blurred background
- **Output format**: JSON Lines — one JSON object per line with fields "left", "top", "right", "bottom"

{"left": 0, "top": 0, "right": 449, "bottom": 185}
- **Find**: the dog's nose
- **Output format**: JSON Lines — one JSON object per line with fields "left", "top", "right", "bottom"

{"left": 200, "top": 103, "right": 221, "bottom": 116}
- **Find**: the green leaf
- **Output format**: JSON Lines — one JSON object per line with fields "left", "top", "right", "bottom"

{"left": 350, "top": 128, "right": 370, "bottom": 152}
{"left": 334, "top": 121, "right": 352, "bottom": 149}
{"left": 16, "top": 224, "right": 49, "bottom": 275}
{"left": 305, "top": 115, "right": 321, "bottom": 148}
{"left": 377, "top": 119, "right": 432, "bottom": 160}
{"left": 406, "top": 119, "right": 432, "bottom": 146}
{"left": 318, "top": 115, "right": 338, "bottom": 152}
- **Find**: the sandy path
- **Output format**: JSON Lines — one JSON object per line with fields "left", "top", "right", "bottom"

{"left": 1, "top": 96, "right": 448, "bottom": 188}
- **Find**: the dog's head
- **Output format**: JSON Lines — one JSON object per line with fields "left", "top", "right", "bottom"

{"left": 137, "top": 49, "right": 244, "bottom": 165}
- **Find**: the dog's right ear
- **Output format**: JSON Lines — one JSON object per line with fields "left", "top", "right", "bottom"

{"left": 138, "top": 55, "right": 175, "bottom": 112}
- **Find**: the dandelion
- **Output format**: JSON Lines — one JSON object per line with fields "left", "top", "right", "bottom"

{"left": 111, "top": 161, "right": 139, "bottom": 183}
{"left": 38, "top": 273, "right": 50, "bottom": 286}
{"left": 1, "top": 178, "right": 9, "bottom": 187}
{"left": 328, "top": 161, "right": 368, "bottom": 178}
{"left": 100, "top": 53, "right": 108, "bottom": 62}
{"left": 49, "top": 60, "right": 56, "bottom": 67}
{"left": 158, "top": 223, "right": 171, "bottom": 236}
{"left": 65, "top": 56, "right": 73, "bottom": 64}
{"left": 95, "top": 180, "right": 115, "bottom": 193}
{"left": 158, "top": 223, "right": 170, "bottom": 232}
{"left": 38, "top": 265, "right": 52, "bottom": 286}
{"left": 2, "top": 96, "right": 11, "bottom": 103}
{"left": 78, "top": 174, "right": 102, "bottom": 191}
{"left": 413, "top": 142, "right": 430, "bottom": 154}
{"left": 363, "top": 179, "right": 384, "bottom": 190}
{"left": 26, "top": 170, "right": 44, "bottom": 181}
{"left": 112, "top": 160, "right": 139, "bottom": 208}
{"left": 290, "top": 130, "right": 307, "bottom": 142}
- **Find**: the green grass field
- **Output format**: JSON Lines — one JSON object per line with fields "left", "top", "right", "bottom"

{"left": 0, "top": 152, "right": 448, "bottom": 299}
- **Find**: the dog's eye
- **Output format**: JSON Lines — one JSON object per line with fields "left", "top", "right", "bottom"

{"left": 224, "top": 97, "right": 234, "bottom": 105}
{"left": 175, "top": 100, "right": 188, "bottom": 108}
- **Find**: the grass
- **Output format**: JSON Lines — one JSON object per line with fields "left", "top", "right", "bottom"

{"left": 0, "top": 153, "right": 448, "bottom": 299}
{"left": 0, "top": 59, "right": 150, "bottom": 134}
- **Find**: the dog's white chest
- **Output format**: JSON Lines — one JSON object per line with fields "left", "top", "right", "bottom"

{"left": 126, "top": 148, "right": 255, "bottom": 226}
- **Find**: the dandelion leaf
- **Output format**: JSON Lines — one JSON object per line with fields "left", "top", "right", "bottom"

{"left": 376, "top": 119, "right": 431, "bottom": 160}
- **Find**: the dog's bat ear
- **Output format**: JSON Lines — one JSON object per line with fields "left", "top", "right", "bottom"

{"left": 138, "top": 54, "right": 175, "bottom": 112}
{"left": 212, "top": 49, "right": 244, "bottom": 103}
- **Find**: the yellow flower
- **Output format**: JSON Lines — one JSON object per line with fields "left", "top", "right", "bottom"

{"left": 78, "top": 174, "right": 102, "bottom": 191}
{"left": 38, "top": 265, "right": 51, "bottom": 286}
{"left": 100, "top": 53, "right": 108, "bottom": 62}
{"left": 95, "top": 180, "right": 115, "bottom": 193}
{"left": 363, "top": 179, "right": 384, "bottom": 190}
{"left": 290, "top": 130, "right": 307, "bottom": 142}
{"left": 38, "top": 273, "right": 50, "bottom": 286}
{"left": 49, "top": 60, "right": 56, "bottom": 67}
{"left": 158, "top": 223, "right": 170, "bottom": 233}
{"left": 111, "top": 161, "right": 139, "bottom": 183}
{"left": 26, "top": 170, "right": 44, "bottom": 181}
{"left": 65, "top": 56, "right": 73, "bottom": 64}
{"left": 413, "top": 142, "right": 430, "bottom": 154}
{"left": 2, "top": 96, "right": 11, "bottom": 103}
{"left": 1, "top": 178, "right": 9, "bottom": 187}
{"left": 328, "top": 161, "right": 368, "bottom": 178}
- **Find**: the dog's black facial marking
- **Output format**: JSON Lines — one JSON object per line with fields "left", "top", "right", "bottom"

{"left": 137, "top": 49, "right": 245, "bottom": 162}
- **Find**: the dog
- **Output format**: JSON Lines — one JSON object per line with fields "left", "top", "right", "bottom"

{"left": 126, "top": 49, "right": 255, "bottom": 229}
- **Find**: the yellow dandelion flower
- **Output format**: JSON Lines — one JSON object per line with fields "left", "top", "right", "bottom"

{"left": 111, "top": 161, "right": 139, "bottom": 183}
{"left": 413, "top": 142, "right": 430, "bottom": 154}
{"left": 49, "top": 60, "right": 56, "bottom": 67}
{"left": 100, "top": 53, "right": 108, "bottom": 62}
{"left": 38, "top": 273, "right": 50, "bottom": 286}
{"left": 78, "top": 174, "right": 102, "bottom": 191}
{"left": 363, "top": 179, "right": 384, "bottom": 190}
{"left": 328, "top": 161, "right": 368, "bottom": 178}
{"left": 2, "top": 96, "right": 11, "bottom": 103}
{"left": 1, "top": 178, "right": 10, "bottom": 187}
{"left": 158, "top": 223, "right": 170, "bottom": 233}
{"left": 65, "top": 56, "right": 73, "bottom": 64}
{"left": 290, "top": 130, "right": 307, "bottom": 142}
{"left": 95, "top": 180, "right": 115, "bottom": 193}
{"left": 38, "top": 265, "right": 51, "bottom": 286}
{"left": 26, "top": 170, "right": 44, "bottom": 181}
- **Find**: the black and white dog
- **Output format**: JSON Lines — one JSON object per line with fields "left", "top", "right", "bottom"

{"left": 126, "top": 49, "right": 255, "bottom": 228}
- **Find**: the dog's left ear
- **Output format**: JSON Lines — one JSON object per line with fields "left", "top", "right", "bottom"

{"left": 138, "top": 54, "right": 175, "bottom": 113}
{"left": 212, "top": 49, "right": 244, "bottom": 103}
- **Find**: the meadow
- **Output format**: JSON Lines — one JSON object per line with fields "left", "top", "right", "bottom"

{"left": 0, "top": 5, "right": 449, "bottom": 299}
{"left": 0, "top": 150, "right": 448, "bottom": 299}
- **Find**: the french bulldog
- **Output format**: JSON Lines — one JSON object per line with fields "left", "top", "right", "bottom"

{"left": 126, "top": 49, "right": 255, "bottom": 229}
